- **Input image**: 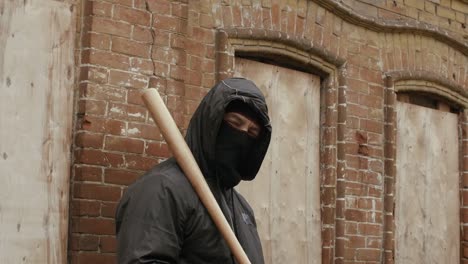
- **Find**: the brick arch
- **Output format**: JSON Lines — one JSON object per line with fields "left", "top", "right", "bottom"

{"left": 382, "top": 70, "right": 468, "bottom": 263}
{"left": 316, "top": 0, "right": 468, "bottom": 56}
{"left": 215, "top": 28, "right": 350, "bottom": 263}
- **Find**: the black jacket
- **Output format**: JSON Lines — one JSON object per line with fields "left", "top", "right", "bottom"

{"left": 116, "top": 78, "right": 272, "bottom": 264}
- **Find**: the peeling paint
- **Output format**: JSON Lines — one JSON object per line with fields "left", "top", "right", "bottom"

{"left": 110, "top": 106, "right": 124, "bottom": 114}
{"left": 128, "top": 112, "right": 144, "bottom": 118}
{"left": 127, "top": 127, "right": 141, "bottom": 135}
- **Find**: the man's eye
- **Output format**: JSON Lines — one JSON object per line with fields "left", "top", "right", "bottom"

{"left": 248, "top": 128, "right": 260, "bottom": 138}
{"left": 226, "top": 119, "right": 241, "bottom": 127}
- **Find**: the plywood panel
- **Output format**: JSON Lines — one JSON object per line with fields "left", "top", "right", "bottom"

{"left": 0, "top": 1, "right": 75, "bottom": 263}
{"left": 235, "top": 58, "right": 321, "bottom": 264}
{"left": 395, "top": 102, "right": 459, "bottom": 264}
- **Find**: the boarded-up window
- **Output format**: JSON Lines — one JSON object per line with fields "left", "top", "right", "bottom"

{"left": 0, "top": 1, "right": 74, "bottom": 263}
{"left": 234, "top": 58, "right": 322, "bottom": 264}
{"left": 395, "top": 101, "right": 459, "bottom": 263}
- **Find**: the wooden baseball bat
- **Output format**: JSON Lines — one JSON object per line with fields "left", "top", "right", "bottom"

{"left": 142, "top": 88, "right": 251, "bottom": 264}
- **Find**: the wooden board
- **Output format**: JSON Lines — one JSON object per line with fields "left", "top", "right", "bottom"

{"left": 234, "top": 58, "right": 322, "bottom": 264}
{"left": 395, "top": 102, "right": 459, "bottom": 264}
{"left": 0, "top": 1, "right": 75, "bottom": 263}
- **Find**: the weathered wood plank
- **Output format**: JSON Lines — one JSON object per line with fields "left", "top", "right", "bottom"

{"left": 0, "top": 1, "right": 75, "bottom": 263}
{"left": 395, "top": 102, "right": 459, "bottom": 264}
{"left": 234, "top": 58, "right": 322, "bottom": 264}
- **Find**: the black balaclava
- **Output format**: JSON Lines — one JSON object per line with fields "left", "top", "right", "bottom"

{"left": 185, "top": 78, "right": 272, "bottom": 192}
{"left": 215, "top": 101, "right": 260, "bottom": 189}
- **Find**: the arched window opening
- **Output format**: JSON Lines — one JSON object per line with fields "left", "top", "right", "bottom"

{"left": 396, "top": 92, "right": 460, "bottom": 114}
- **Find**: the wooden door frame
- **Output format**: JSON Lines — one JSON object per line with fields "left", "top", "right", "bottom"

{"left": 383, "top": 70, "right": 468, "bottom": 263}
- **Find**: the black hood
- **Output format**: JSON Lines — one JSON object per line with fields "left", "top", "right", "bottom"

{"left": 185, "top": 77, "right": 272, "bottom": 182}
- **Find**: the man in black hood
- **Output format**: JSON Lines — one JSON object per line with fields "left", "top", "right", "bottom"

{"left": 115, "top": 78, "right": 272, "bottom": 264}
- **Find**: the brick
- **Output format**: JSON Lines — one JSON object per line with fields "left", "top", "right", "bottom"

{"left": 106, "top": 119, "right": 127, "bottom": 135}
{"left": 84, "top": 0, "right": 112, "bottom": 17}
{"left": 222, "top": 6, "right": 234, "bottom": 27}
{"left": 80, "top": 66, "right": 108, "bottom": 84}
{"left": 78, "top": 99, "right": 108, "bottom": 116}
{"left": 192, "top": 27, "right": 214, "bottom": 44}
{"left": 105, "top": 136, "right": 145, "bottom": 154}
{"left": 78, "top": 235, "right": 99, "bottom": 251}
{"left": 200, "top": 13, "right": 214, "bottom": 28}
{"left": 186, "top": 70, "right": 202, "bottom": 86}
{"left": 346, "top": 222, "right": 358, "bottom": 235}
{"left": 425, "top": 1, "right": 436, "bottom": 14}
{"left": 82, "top": 32, "right": 111, "bottom": 50}
{"left": 71, "top": 200, "right": 101, "bottom": 217}
{"left": 348, "top": 104, "right": 368, "bottom": 118}
{"left": 74, "top": 165, "right": 103, "bottom": 182}
{"left": 107, "top": 0, "right": 132, "bottom": 6}
{"left": 145, "top": 0, "right": 171, "bottom": 15}
{"left": 345, "top": 209, "right": 366, "bottom": 221}
{"left": 132, "top": 26, "right": 153, "bottom": 43}
{"left": 404, "top": 0, "right": 424, "bottom": 10}
{"left": 348, "top": 235, "right": 365, "bottom": 248}
{"left": 100, "top": 236, "right": 117, "bottom": 253}
{"left": 358, "top": 223, "right": 381, "bottom": 236}
{"left": 127, "top": 122, "right": 162, "bottom": 140}
{"left": 367, "top": 237, "right": 382, "bottom": 248}
{"left": 171, "top": 35, "right": 186, "bottom": 49}
{"left": 130, "top": 58, "right": 155, "bottom": 76}
{"left": 79, "top": 115, "right": 106, "bottom": 133}
{"left": 69, "top": 235, "right": 79, "bottom": 251}
{"left": 73, "top": 217, "right": 115, "bottom": 235}
{"left": 127, "top": 88, "right": 146, "bottom": 106}
{"left": 75, "top": 132, "right": 104, "bottom": 149}
{"left": 170, "top": 65, "right": 186, "bottom": 81}
{"left": 125, "top": 154, "right": 159, "bottom": 171}
{"left": 452, "top": 1, "right": 468, "bottom": 13}
{"left": 154, "top": 29, "right": 170, "bottom": 46}
{"left": 361, "top": 171, "right": 382, "bottom": 185}
{"left": 101, "top": 202, "right": 118, "bottom": 218}
{"left": 109, "top": 70, "right": 148, "bottom": 89}
{"left": 359, "top": 119, "right": 383, "bottom": 134}
{"left": 152, "top": 47, "right": 184, "bottom": 65}
{"left": 83, "top": 49, "right": 131, "bottom": 71}
{"left": 232, "top": 5, "right": 242, "bottom": 27}
{"left": 105, "top": 169, "right": 141, "bottom": 185}
{"left": 74, "top": 183, "right": 122, "bottom": 201}
{"left": 367, "top": 187, "right": 382, "bottom": 199}
{"left": 75, "top": 149, "right": 125, "bottom": 167}
{"left": 112, "top": 37, "right": 151, "bottom": 58}
{"left": 186, "top": 41, "right": 205, "bottom": 57}
{"left": 148, "top": 76, "right": 167, "bottom": 91}
{"left": 437, "top": 6, "right": 456, "bottom": 20}
{"left": 113, "top": 5, "right": 151, "bottom": 26}
{"left": 166, "top": 79, "right": 185, "bottom": 96}
{"left": 91, "top": 17, "right": 132, "bottom": 38}
{"left": 369, "top": 159, "right": 383, "bottom": 172}
{"left": 360, "top": 67, "right": 382, "bottom": 84}
{"left": 146, "top": 142, "right": 171, "bottom": 157}
{"left": 80, "top": 83, "right": 126, "bottom": 102}
{"left": 153, "top": 15, "right": 179, "bottom": 31}
{"left": 356, "top": 248, "right": 381, "bottom": 261}
{"left": 185, "top": 99, "right": 200, "bottom": 115}
{"left": 108, "top": 102, "right": 147, "bottom": 122}
{"left": 74, "top": 252, "right": 115, "bottom": 264}
{"left": 322, "top": 206, "right": 335, "bottom": 225}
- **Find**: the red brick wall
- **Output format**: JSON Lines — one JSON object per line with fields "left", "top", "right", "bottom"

{"left": 69, "top": 0, "right": 468, "bottom": 263}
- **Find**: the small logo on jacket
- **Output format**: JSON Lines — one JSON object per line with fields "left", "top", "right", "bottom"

{"left": 242, "top": 213, "right": 253, "bottom": 225}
